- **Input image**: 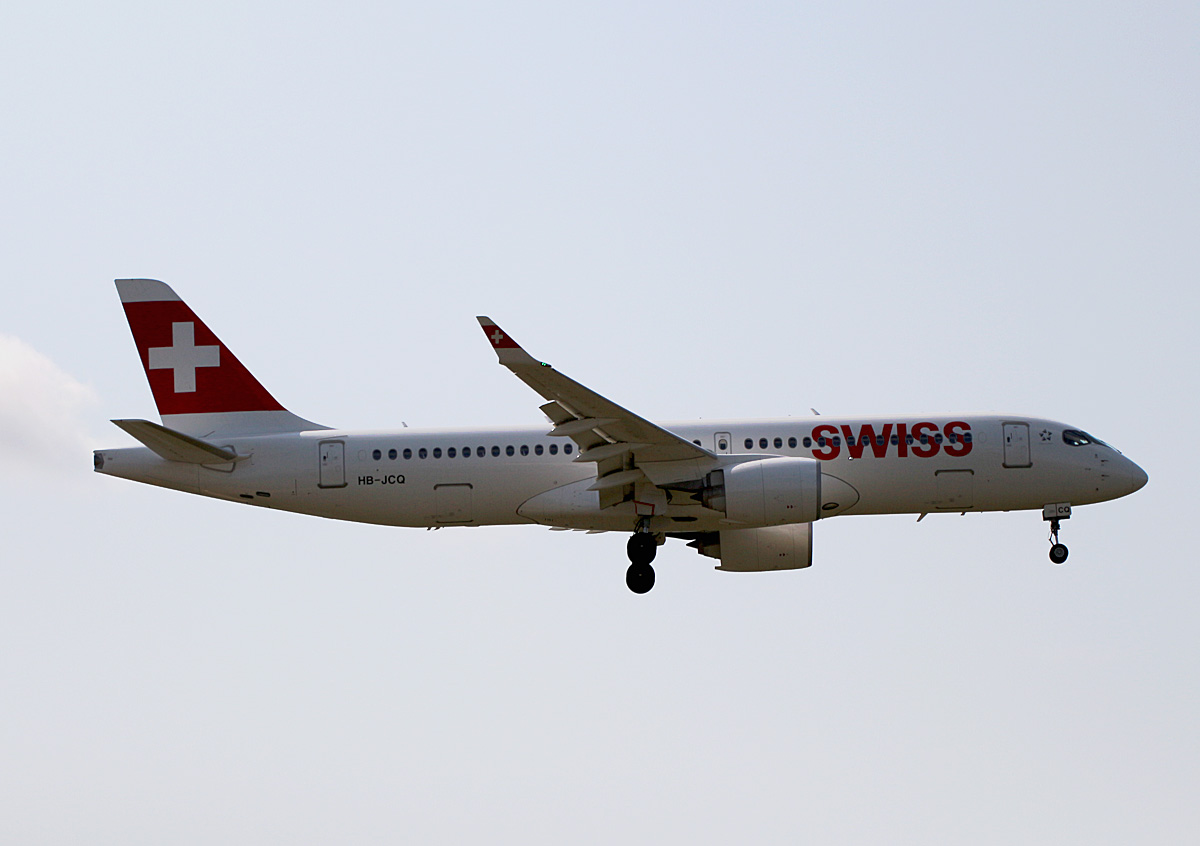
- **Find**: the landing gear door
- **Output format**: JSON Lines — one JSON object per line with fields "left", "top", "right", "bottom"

{"left": 714, "top": 432, "right": 733, "bottom": 454}
{"left": 1002, "top": 423, "right": 1031, "bottom": 468}
{"left": 319, "top": 440, "right": 346, "bottom": 488}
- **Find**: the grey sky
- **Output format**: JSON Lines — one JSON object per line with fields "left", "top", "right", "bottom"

{"left": 2, "top": 2, "right": 1197, "bottom": 843}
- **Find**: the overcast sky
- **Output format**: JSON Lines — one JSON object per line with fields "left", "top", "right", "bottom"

{"left": 2, "top": 2, "right": 1197, "bottom": 843}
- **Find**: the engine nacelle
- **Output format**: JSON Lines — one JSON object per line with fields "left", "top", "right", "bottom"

{"left": 689, "top": 524, "right": 814, "bottom": 572}
{"left": 703, "top": 457, "right": 821, "bottom": 527}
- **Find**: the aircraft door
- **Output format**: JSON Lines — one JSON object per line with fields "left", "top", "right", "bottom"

{"left": 1002, "top": 423, "right": 1031, "bottom": 468}
{"left": 715, "top": 432, "right": 733, "bottom": 454}
{"left": 319, "top": 440, "right": 346, "bottom": 488}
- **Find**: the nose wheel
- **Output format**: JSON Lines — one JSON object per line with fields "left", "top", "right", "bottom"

{"left": 626, "top": 531, "right": 658, "bottom": 594}
{"left": 1044, "top": 503, "right": 1071, "bottom": 565}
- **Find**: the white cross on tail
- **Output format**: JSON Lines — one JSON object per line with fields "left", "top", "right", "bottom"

{"left": 148, "top": 322, "right": 220, "bottom": 392}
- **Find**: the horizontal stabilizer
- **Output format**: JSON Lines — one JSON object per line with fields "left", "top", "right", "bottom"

{"left": 111, "top": 419, "right": 245, "bottom": 465}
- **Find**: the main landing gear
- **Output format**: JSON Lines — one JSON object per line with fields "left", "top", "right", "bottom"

{"left": 626, "top": 527, "right": 658, "bottom": 594}
{"left": 1044, "top": 503, "right": 1071, "bottom": 565}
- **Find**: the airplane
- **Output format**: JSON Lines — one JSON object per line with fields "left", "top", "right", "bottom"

{"left": 94, "top": 279, "right": 1148, "bottom": 593}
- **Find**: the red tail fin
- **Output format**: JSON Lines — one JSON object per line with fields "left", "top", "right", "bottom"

{"left": 116, "top": 279, "right": 326, "bottom": 436}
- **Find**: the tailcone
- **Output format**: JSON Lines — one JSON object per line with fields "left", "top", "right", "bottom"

{"left": 93, "top": 446, "right": 200, "bottom": 492}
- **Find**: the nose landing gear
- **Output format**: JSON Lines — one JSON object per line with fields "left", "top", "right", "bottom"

{"left": 1044, "top": 503, "right": 1071, "bottom": 565}
{"left": 626, "top": 527, "right": 658, "bottom": 594}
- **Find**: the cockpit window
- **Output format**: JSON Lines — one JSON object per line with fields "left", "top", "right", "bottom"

{"left": 1063, "top": 428, "right": 1120, "bottom": 452}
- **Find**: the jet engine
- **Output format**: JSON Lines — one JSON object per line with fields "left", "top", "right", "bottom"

{"left": 684, "top": 523, "right": 814, "bottom": 572}
{"left": 701, "top": 457, "right": 821, "bottom": 527}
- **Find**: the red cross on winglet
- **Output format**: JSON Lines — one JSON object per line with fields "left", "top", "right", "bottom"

{"left": 476, "top": 316, "right": 543, "bottom": 368}
{"left": 478, "top": 318, "right": 520, "bottom": 349}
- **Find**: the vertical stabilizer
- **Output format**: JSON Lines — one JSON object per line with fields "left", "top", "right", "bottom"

{"left": 115, "top": 279, "right": 328, "bottom": 437}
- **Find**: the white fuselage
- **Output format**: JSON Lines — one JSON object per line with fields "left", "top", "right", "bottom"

{"left": 95, "top": 414, "right": 1147, "bottom": 533}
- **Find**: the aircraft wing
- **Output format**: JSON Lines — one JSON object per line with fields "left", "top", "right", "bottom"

{"left": 478, "top": 317, "right": 714, "bottom": 508}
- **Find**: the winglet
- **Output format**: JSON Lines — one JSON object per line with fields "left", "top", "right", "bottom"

{"left": 476, "top": 317, "right": 542, "bottom": 367}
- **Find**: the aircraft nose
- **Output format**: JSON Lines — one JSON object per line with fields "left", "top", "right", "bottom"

{"left": 1118, "top": 458, "right": 1148, "bottom": 496}
{"left": 1128, "top": 460, "right": 1148, "bottom": 493}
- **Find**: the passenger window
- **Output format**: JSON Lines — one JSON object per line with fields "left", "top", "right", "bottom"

{"left": 788, "top": 436, "right": 797, "bottom": 448}
{"left": 847, "top": 436, "right": 856, "bottom": 446}
{"left": 418, "top": 448, "right": 428, "bottom": 459}
{"left": 696, "top": 440, "right": 704, "bottom": 446}
{"left": 803, "top": 437, "right": 812, "bottom": 448}
{"left": 448, "top": 447, "right": 457, "bottom": 458}
{"left": 520, "top": 444, "right": 529, "bottom": 456}
{"left": 433, "top": 447, "right": 442, "bottom": 458}
{"left": 388, "top": 448, "right": 397, "bottom": 460}
{"left": 403, "top": 448, "right": 412, "bottom": 460}
{"left": 506, "top": 445, "right": 515, "bottom": 456}
{"left": 463, "top": 447, "right": 471, "bottom": 457}
{"left": 744, "top": 438, "right": 753, "bottom": 449}
{"left": 535, "top": 444, "right": 544, "bottom": 456}
{"left": 549, "top": 444, "right": 558, "bottom": 455}
{"left": 934, "top": 433, "right": 943, "bottom": 444}
{"left": 890, "top": 435, "right": 898, "bottom": 446}
{"left": 876, "top": 435, "right": 885, "bottom": 446}
{"left": 773, "top": 437, "right": 783, "bottom": 449}
{"left": 372, "top": 449, "right": 381, "bottom": 460}
{"left": 832, "top": 437, "right": 841, "bottom": 447}
{"left": 964, "top": 433, "right": 973, "bottom": 443}
{"left": 564, "top": 444, "right": 573, "bottom": 455}
{"left": 759, "top": 438, "right": 768, "bottom": 449}
{"left": 818, "top": 437, "right": 826, "bottom": 447}
{"left": 491, "top": 446, "right": 500, "bottom": 457}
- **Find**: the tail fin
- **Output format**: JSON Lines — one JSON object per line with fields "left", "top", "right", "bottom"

{"left": 115, "top": 279, "right": 328, "bottom": 437}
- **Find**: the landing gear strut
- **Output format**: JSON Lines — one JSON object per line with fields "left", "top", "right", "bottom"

{"left": 1044, "top": 503, "right": 1071, "bottom": 565}
{"left": 1048, "top": 523, "right": 1068, "bottom": 564}
{"left": 626, "top": 527, "right": 657, "bottom": 594}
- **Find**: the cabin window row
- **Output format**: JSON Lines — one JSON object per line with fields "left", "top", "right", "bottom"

{"left": 370, "top": 443, "right": 575, "bottom": 461}
{"left": 741, "top": 432, "right": 973, "bottom": 450}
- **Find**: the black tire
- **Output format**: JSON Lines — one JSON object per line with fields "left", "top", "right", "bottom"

{"left": 626, "top": 533, "right": 657, "bottom": 566}
{"left": 626, "top": 562, "right": 655, "bottom": 594}
{"left": 1049, "top": 543, "right": 1069, "bottom": 565}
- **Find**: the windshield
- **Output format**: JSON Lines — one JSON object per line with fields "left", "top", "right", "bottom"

{"left": 1062, "top": 429, "right": 1117, "bottom": 452}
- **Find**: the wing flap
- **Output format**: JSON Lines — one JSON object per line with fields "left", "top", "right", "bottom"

{"left": 539, "top": 401, "right": 576, "bottom": 426}
{"left": 548, "top": 417, "right": 621, "bottom": 437}
{"left": 574, "top": 442, "right": 648, "bottom": 463}
{"left": 587, "top": 468, "right": 647, "bottom": 492}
